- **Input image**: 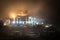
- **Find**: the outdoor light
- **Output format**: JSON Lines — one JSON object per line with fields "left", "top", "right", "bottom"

{"left": 4, "top": 23, "right": 7, "bottom": 26}
{"left": 9, "top": 12, "right": 16, "bottom": 19}
{"left": 11, "top": 21, "right": 16, "bottom": 25}
{"left": 45, "top": 24, "right": 52, "bottom": 28}
{"left": 19, "top": 21, "right": 24, "bottom": 24}
{"left": 45, "top": 25, "right": 49, "bottom": 27}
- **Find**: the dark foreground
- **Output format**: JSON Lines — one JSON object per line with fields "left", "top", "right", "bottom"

{"left": 0, "top": 26, "right": 59, "bottom": 40}
{"left": 0, "top": 21, "right": 59, "bottom": 40}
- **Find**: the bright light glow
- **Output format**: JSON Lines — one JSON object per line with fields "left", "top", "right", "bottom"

{"left": 11, "top": 21, "right": 16, "bottom": 25}
{"left": 45, "top": 25, "right": 49, "bottom": 27}
{"left": 28, "top": 21, "right": 33, "bottom": 24}
{"left": 11, "top": 20, "right": 25, "bottom": 25}
{"left": 19, "top": 21, "right": 24, "bottom": 24}
{"left": 28, "top": 17, "right": 38, "bottom": 25}
{"left": 17, "top": 11, "right": 27, "bottom": 16}
{"left": 9, "top": 12, "right": 16, "bottom": 19}
{"left": 36, "top": 22, "right": 39, "bottom": 25}
{"left": 4, "top": 20, "right": 10, "bottom": 26}
{"left": 26, "top": 21, "right": 37, "bottom": 25}
{"left": 7, "top": 16, "right": 42, "bottom": 26}
{"left": 4, "top": 23, "right": 7, "bottom": 26}
{"left": 29, "top": 17, "right": 33, "bottom": 19}
{"left": 45, "top": 24, "right": 52, "bottom": 28}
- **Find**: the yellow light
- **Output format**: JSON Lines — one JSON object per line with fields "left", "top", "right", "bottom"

{"left": 20, "top": 13, "right": 27, "bottom": 16}
{"left": 9, "top": 12, "right": 16, "bottom": 19}
{"left": 17, "top": 11, "right": 27, "bottom": 16}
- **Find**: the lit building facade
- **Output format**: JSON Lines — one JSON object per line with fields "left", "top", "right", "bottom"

{"left": 3, "top": 10, "right": 41, "bottom": 26}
